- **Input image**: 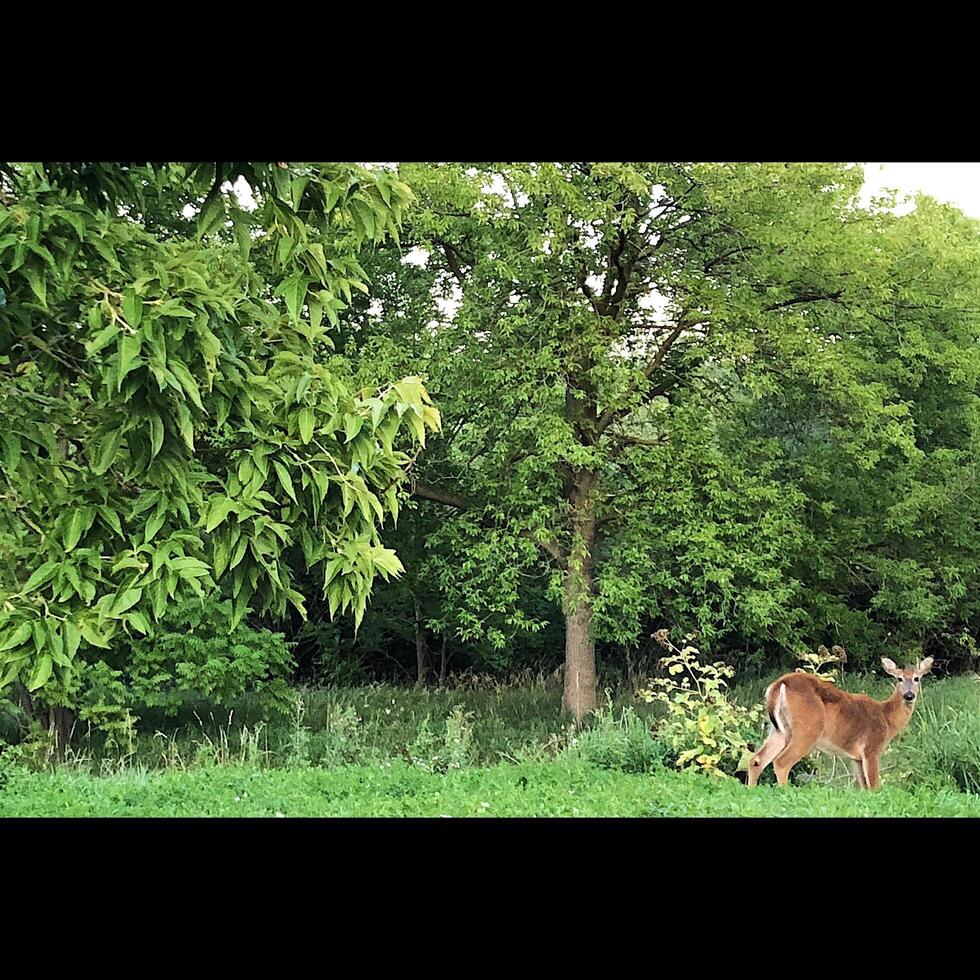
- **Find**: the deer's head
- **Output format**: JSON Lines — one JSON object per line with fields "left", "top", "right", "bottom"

{"left": 881, "top": 656, "right": 934, "bottom": 706}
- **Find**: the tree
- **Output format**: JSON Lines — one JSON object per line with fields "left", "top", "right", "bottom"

{"left": 367, "top": 162, "right": 980, "bottom": 720}
{"left": 0, "top": 162, "right": 439, "bottom": 734}
{"left": 746, "top": 194, "right": 980, "bottom": 668}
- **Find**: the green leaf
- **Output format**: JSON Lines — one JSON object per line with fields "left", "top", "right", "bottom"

{"left": 406, "top": 409, "right": 427, "bottom": 448}
{"left": 384, "top": 485, "right": 400, "bottom": 526}
{"left": 145, "top": 505, "right": 167, "bottom": 543}
{"left": 344, "top": 413, "right": 364, "bottom": 443}
{"left": 291, "top": 176, "right": 310, "bottom": 211}
{"left": 111, "top": 588, "right": 143, "bottom": 617}
{"left": 64, "top": 564, "right": 83, "bottom": 597}
{"left": 197, "top": 192, "right": 227, "bottom": 238}
{"left": 64, "top": 621, "right": 81, "bottom": 660}
{"left": 48, "top": 628, "right": 67, "bottom": 667}
{"left": 286, "top": 589, "right": 307, "bottom": 617}
{"left": 158, "top": 300, "right": 196, "bottom": 319}
{"left": 174, "top": 401, "right": 195, "bottom": 450}
{"left": 206, "top": 495, "right": 237, "bottom": 533}
{"left": 151, "top": 580, "right": 168, "bottom": 620}
{"left": 0, "top": 661, "right": 24, "bottom": 691}
{"left": 86, "top": 321, "right": 120, "bottom": 357}
{"left": 1, "top": 433, "right": 21, "bottom": 475}
{"left": 97, "top": 505, "right": 124, "bottom": 538}
{"left": 64, "top": 505, "right": 96, "bottom": 552}
{"left": 117, "top": 333, "right": 143, "bottom": 391}
{"left": 127, "top": 610, "right": 151, "bottom": 635}
{"left": 298, "top": 407, "right": 315, "bottom": 444}
{"left": 27, "top": 655, "right": 53, "bottom": 691}
{"left": 168, "top": 359, "right": 204, "bottom": 411}
{"left": 79, "top": 621, "right": 111, "bottom": 649}
{"left": 148, "top": 412, "right": 164, "bottom": 459}
{"left": 92, "top": 427, "right": 124, "bottom": 476}
{"left": 372, "top": 547, "right": 404, "bottom": 578}
{"left": 232, "top": 211, "right": 253, "bottom": 259}
{"left": 24, "top": 265, "right": 46, "bottom": 306}
{"left": 198, "top": 328, "right": 222, "bottom": 379}
{"left": 0, "top": 623, "right": 32, "bottom": 652}
{"left": 122, "top": 291, "right": 143, "bottom": 329}
{"left": 306, "top": 243, "right": 328, "bottom": 280}
{"left": 23, "top": 561, "right": 59, "bottom": 593}
{"left": 273, "top": 460, "right": 297, "bottom": 503}
{"left": 280, "top": 275, "right": 309, "bottom": 323}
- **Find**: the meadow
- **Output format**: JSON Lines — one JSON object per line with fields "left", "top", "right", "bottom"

{"left": 2, "top": 670, "right": 977, "bottom": 817}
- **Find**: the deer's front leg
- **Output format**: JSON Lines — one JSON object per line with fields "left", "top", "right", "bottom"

{"left": 861, "top": 753, "right": 880, "bottom": 790}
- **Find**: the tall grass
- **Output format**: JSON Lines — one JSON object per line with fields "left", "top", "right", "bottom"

{"left": 1, "top": 670, "right": 976, "bottom": 797}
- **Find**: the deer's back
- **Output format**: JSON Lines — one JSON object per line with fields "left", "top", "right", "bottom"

{"left": 767, "top": 672, "right": 889, "bottom": 750}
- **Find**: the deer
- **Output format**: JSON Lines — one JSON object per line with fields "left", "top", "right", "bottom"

{"left": 746, "top": 655, "right": 934, "bottom": 790}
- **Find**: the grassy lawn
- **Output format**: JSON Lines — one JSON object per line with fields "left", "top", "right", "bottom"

{"left": 2, "top": 760, "right": 978, "bottom": 817}
{"left": 2, "top": 673, "right": 977, "bottom": 817}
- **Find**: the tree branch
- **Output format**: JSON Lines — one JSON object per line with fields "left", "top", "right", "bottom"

{"left": 433, "top": 238, "right": 470, "bottom": 286}
{"left": 765, "top": 290, "right": 843, "bottom": 311}
{"left": 411, "top": 480, "right": 471, "bottom": 511}
{"left": 606, "top": 432, "right": 667, "bottom": 448}
{"left": 595, "top": 320, "right": 691, "bottom": 436}
{"left": 524, "top": 530, "right": 567, "bottom": 566}
{"left": 410, "top": 481, "right": 567, "bottom": 566}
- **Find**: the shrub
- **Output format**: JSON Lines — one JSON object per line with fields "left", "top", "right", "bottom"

{"left": 563, "top": 702, "right": 668, "bottom": 774}
{"left": 123, "top": 599, "right": 293, "bottom": 719}
{"left": 794, "top": 644, "right": 847, "bottom": 682}
{"left": 76, "top": 662, "right": 137, "bottom": 757}
{"left": 296, "top": 620, "right": 366, "bottom": 686}
{"left": 308, "top": 702, "right": 368, "bottom": 767}
{"left": 408, "top": 705, "right": 475, "bottom": 773}
{"left": 638, "top": 630, "right": 763, "bottom": 778}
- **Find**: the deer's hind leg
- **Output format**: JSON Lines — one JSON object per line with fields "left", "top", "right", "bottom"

{"left": 747, "top": 728, "right": 788, "bottom": 786}
{"left": 772, "top": 730, "right": 820, "bottom": 787}
{"left": 771, "top": 693, "right": 824, "bottom": 787}
{"left": 851, "top": 758, "right": 867, "bottom": 789}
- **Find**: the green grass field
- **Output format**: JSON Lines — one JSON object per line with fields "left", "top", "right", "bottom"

{"left": 3, "top": 760, "right": 979, "bottom": 817}
{"left": 2, "top": 672, "right": 978, "bottom": 817}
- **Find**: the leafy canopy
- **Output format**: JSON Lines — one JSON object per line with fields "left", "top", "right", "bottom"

{"left": 0, "top": 162, "right": 439, "bottom": 698}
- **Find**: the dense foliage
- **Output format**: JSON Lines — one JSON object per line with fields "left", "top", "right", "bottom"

{"left": 4, "top": 160, "right": 980, "bottom": 741}
{"left": 337, "top": 163, "right": 980, "bottom": 715}
{"left": 0, "top": 163, "right": 438, "bottom": 725}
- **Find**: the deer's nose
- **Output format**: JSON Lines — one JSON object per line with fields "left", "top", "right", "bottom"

{"left": 903, "top": 691, "right": 916, "bottom": 702}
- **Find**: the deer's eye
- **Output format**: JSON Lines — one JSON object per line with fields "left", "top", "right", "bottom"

{"left": 913, "top": 677, "right": 919, "bottom": 683}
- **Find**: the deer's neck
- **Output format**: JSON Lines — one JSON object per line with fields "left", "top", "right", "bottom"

{"left": 881, "top": 687, "right": 914, "bottom": 737}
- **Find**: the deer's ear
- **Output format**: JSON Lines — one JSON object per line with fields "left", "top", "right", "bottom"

{"left": 917, "top": 656, "right": 934, "bottom": 676}
{"left": 881, "top": 657, "right": 900, "bottom": 677}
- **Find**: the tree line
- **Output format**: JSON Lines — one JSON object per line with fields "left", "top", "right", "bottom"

{"left": 3, "top": 162, "right": 979, "bottom": 729}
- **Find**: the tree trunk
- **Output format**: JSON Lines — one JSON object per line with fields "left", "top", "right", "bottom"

{"left": 561, "top": 472, "right": 598, "bottom": 723}
{"left": 438, "top": 636, "right": 448, "bottom": 685}
{"left": 414, "top": 597, "right": 430, "bottom": 687}
{"left": 15, "top": 684, "right": 76, "bottom": 756}
{"left": 49, "top": 706, "right": 76, "bottom": 755}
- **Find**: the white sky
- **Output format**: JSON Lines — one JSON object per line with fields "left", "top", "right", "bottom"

{"left": 224, "top": 162, "right": 980, "bottom": 218}
{"left": 861, "top": 162, "right": 980, "bottom": 217}
{"left": 228, "top": 163, "right": 979, "bottom": 337}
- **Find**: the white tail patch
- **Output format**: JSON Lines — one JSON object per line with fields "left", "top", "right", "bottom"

{"left": 774, "top": 683, "right": 791, "bottom": 734}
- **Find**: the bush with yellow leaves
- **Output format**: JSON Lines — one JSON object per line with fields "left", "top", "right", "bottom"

{"left": 794, "top": 644, "right": 846, "bottom": 682}
{"left": 638, "top": 630, "right": 763, "bottom": 779}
